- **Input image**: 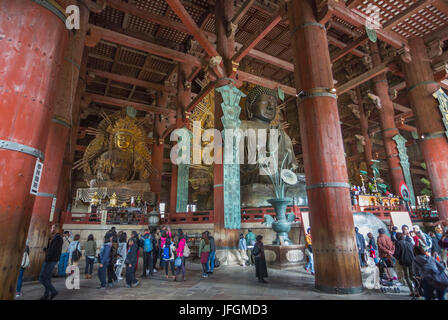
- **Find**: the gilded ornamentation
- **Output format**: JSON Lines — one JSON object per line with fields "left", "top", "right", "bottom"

{"left": 73, "top": 111, "right": 154, "bottom": 187}
{"left": 433, "top": 88, "right": 448, "bottom": 139}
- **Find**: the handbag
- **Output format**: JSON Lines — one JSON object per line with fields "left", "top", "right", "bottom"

{"left": 174, "top": 256, "right": 182, "bottom": 268}
{"left": 72, "top": 242, "right": 82, "bottom": 262}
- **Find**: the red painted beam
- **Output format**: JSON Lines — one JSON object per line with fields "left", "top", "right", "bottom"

{"left": 233, "top": 12, "right": 283, "bottom": 63}
{"left": 87, "top": 68, "right": 175, "bottom": 93}
{"left": 88, "top": 24, "right": 202, "bottom": 67}
{"left": 107, "top": 0, "right": 293, "bottom": 73}
{"left": 332, "top": 2, "right": 408, "bottom": 49}
{"left": 236, "top": 70, "right": 296, "bottom": 96}
{"left": 84, "top": 93, "right": 175, "bottom": 115}
{"left": 165, "top": 0, "right": 224, "bottom": 78}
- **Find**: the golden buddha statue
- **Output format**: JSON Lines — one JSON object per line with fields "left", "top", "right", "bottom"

{"left": 109, "top": 192, "right": 118, "bottom": 207}
{"left": 91, "top": 192, "right": 100, "bottom": 206}
{"left": 73, "top": 111, "right": 157, "bottom": 207}
{"left": 76, "top": 114, "right": 154, "bottom": 188}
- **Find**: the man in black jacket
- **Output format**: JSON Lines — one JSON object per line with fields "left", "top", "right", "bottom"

{"left": 39, "top": 224, "right": 63, "bottom": 300}
{"left": 125, "top": 237, "right": 139, "bottom": 288}
{"left": 393, "top": 232, "right": 418, "bottom": 297}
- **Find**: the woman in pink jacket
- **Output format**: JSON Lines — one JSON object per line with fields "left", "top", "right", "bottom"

{"left": 175, "top": 234, "right": 187, "bottom": 281}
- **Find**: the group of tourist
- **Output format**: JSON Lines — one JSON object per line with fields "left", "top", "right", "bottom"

{"left": 24, "top": 224, "right": 233, "bottom": 299}
{"left": 356, "top": 224, "right": 448, "bottom": 300}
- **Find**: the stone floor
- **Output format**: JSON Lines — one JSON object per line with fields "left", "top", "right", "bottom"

{"left": 17, "top": 262, "right": 418, "bottom": 300}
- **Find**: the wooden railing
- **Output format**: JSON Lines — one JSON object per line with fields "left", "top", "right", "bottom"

{"left": 62, "top": 205, "right": 440, "bottom": 226}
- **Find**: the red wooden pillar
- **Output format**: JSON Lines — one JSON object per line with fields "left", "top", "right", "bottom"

{"left": 213, "top": 0, "right": 240, "bottom": 249}
{"left": 403, "top": 37, "right": 448, "bottom": 223}
{"left": 150, "top": 92, "right": 168, "bottom": 205}
{"left": 0, "top": 0, "right": 69, "bottom": 299}
{"left": 357, "top": 88, "right": 373, "bottom": 176}
{"left": 371, "top": 42, "right": 405, "bottom": 195}
{"left": 25, "top": 5, "right": 90, "bottom": 280}
{"left": 288, "top": 0, "right": 362, "bottom": 293}
{"left": 169, "top": 63, "right": 192, "bottom": 214}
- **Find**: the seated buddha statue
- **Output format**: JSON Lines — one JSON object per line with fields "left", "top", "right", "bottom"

{"left": 240, "top": 86, "right": 298, "bottom": 185}
{"left": 239, "top": 86, "right": 300, "bottom": 207}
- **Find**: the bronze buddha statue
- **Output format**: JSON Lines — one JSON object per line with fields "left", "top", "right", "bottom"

{"left": 240, "top": 86, "right": 298, "bottom": 185}
{"left": 239, "top": 86, "right": 301, "bottom": 207}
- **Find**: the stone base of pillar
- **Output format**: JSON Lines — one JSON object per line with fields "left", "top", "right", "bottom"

{"left": 264, "top": 244, "right": 306, "bottom": 269}
{"left": 315, "top": 284, "right": 364, "bottom": 295}
{"left": 215, "top": 249, "right": 242, "bottom": 266}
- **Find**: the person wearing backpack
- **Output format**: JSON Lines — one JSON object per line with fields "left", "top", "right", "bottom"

{"left": 68, "top": 234, "right": 82, "bottom": 266}
{"left": 141, "top": 229, "right": 154, "bottom": 278}
{"left": 84, "top": 234, "right": 97, "bottom": 279}
{"left": 175, "top": 234, "right": 188, "bottom": 281}
{"left": 161, "top": 237, "right": 176, "bottom": 279}
{"left": 97, "top": 235, "right": 112, "bottom": 289}
{"left": 413, "top": 225, "right": 432, "bottom": 253}
{"left": 246, "top": 229, "right": 256, "bottom": 266}
{"left": 393, "top": 233, "right": 418, "bottom": 297}
{"left": 412, "top": 246, "right": 448, "bottom": 300}
{"left": 125, "top": 237, "right": 139, "bottom": 288}
{"left": 16, "top": 240, "right": 30, "bottom": 297}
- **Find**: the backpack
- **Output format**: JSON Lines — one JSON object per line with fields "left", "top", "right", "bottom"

{"left": 21, "top": 251, "right": 30, "bottom": 268}
{"left": 162, "top": 246, "right": 170, "bottom": 260}
{"left": 183, "top": 243, "right": 190, "bottom": 258}
{"left": 423, "top": 233, "right": 432, "bottom": 249}
{"left": 214, "top": 257, "right": 221, "bottom": 268}
{"left": 72, "top": 242, "right": 82, "bottom": 262}
{"left": 144, "top": 237, "right": 153, "bottom": 253}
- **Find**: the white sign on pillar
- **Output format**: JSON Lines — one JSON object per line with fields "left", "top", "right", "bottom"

{"left": 30, "top": 159, "right": 44, "bottom": 195}
{"left": 49, "top": 197, "right": 57, "bottom": 222}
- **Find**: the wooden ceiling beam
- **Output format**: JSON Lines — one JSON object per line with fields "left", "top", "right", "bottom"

{"left": 88, "top": 25, "right": 202, "bottom": 67}
{"left": 336, "top": 57, "right": 396, "bottom": 94}
{"left": 236, "top": 70, "right": 296, "bottom": 96}
{"left": 232, "top": 0, "right": 257, "bottom": 26}
{"left": 432, "top": 0, "right": 448, "bottom": 15}
{"left": 425, "top": 25, "right": 448, "bottom": 43}
{"left": 107, "top": 0, "right": 293, "bottom": 73}
{"left": 233, "top": 10, "right": 283, "bottom": 63}
{"left": 87, "top": 68, "right": 175, "bottom": 93}
{"left": 165, "top": 0, "right": 217, "bottom": 58}
{"left": 331, "top": 2, "right": 408, "bottom": 62}
{"left": 85, "top": 93, "right": 175, "bottom": 115}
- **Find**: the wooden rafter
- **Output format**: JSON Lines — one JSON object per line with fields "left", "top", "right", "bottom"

{"left": 232, "top": 9, "right": 283, "bottom": 63}
{"left": 88, "top": 25, "right": 202, "bottom": 67}
{"left": 107, "top": 0, "right": 293, "bottom": 73}
{"left": 85, "top": 93, "right": 175, "bottom": 115}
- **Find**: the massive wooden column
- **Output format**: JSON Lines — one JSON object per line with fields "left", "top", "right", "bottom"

{"left": 213, "top": 0, "right": 240, "bottom": 249}
{"left": 371, "top": 42, "right": 405, "bottom": 195}
{"left": 25, "top": 5, "right": 90, "bottom": 280}
{"left": 288, "top": 0, "right": 362, "bottom": 293}
{"left": 169, "top": 63, "right": 192, "bottom": 214}
{"left": 357, "top": 88, "right": 373, "bottom": 176}
{"left": 403, "top": 37, "right": 448, "bottom": 222}
{"left": 150, "top": 92, "right": 169, "bottom": 205}
{"left": 0, "top": 0, "right": 68, "bottom": 299}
